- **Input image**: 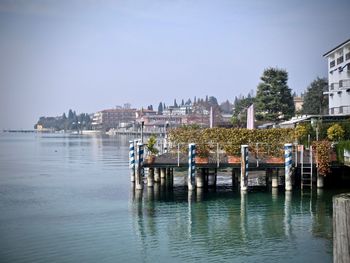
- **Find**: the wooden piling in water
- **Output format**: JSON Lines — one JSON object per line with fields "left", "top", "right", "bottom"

{"left": 208, "top": 168, "right": 216, "bottom": 188}
{"left": 188, "top": 143, "right": 196, "bottom": 191}
{"left": 160, "top": 168, "right": 166, "bottom": 179}
{"left": 285, "top": 143, "right": 293, "bottom": 191}
{"left": 154, "top": 168, "right": 160, "bottom": 183}
{"left": 196, "top": 168, "right": 205, "bottom": 188}
{"left": 147, "top": 168, "right": 154, "bottom": 187}
{"left": 271, "top": 168, "right": 278, "bottom": 188}
{"left": 333, "top": 193, "right": 350, "bottom": 263}
{"left": 240, "top": 145, "right": 248, "bottom": 191}
{"left": 135, "top": 143, "right": 144, "bottom": 190}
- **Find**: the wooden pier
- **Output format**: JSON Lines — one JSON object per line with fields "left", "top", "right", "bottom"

{"left": 129, "top": 142, "right": 333, "bottom": 192}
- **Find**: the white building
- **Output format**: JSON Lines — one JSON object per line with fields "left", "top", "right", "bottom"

{"left": 163, "top": 105, "right": 192, "bottom": 116}
{"left": 323, "top": 39, "right": 350, "bottom": 115}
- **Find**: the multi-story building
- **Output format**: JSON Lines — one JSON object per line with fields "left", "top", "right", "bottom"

{"left": 163, "top": 105, "right": 192, "bottom": 116}
{"left": 323, "top": 39, "right": 350, "bottom": 115}
{"left": 92, "top": 108, "right": 136, "bottom": 130}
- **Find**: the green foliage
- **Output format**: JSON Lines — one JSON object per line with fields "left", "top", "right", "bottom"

{"left": 146, "top": 135, "right": 159, "bottom": 155}
{"left": 302, "top": 77, "right": 328, "bottom": 115}
{"left": 231, "top": 96, "right": 255, "bottom": 127}
{"left": 255, "top": 67, "right": 295, "bottom": 121}
{"left": 327, "top": 123, "right": 345, "bottom": 141}
{"left": 294, "top": 123, "right": 312, "bottom": 145}
{"left": 313, "top": 140, "right": 332, "bottom": 176}
{"left": 168, "top": 127, "right": 294, "bottom": 158}
{"left": 335, "top": 140, "right": 350, "bottom": 163}
{"left": 35, "top": 110, "right": 92, "bottom": 131}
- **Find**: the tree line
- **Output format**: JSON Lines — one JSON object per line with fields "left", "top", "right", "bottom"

{"left": 34, "top": 109, "right": 92, "bottom": 131}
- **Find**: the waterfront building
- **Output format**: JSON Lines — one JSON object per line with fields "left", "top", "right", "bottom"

{"left": 323, "top": 39, "right": 350, "bottom": 115}
{"left": 92, "top": 108, "right": 136, "bottom": 130}
{"left": 163, "top": 105, "right": 192, "bottom": 116}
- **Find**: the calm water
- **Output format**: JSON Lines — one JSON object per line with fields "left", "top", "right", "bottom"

{"left": 0, "top": 133, "right": 348, "bottom": 262}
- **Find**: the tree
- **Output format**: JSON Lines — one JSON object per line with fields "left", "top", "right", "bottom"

{"left": 174, "top": 99, "right": 178, "bottom": 107}
{"left": 220, "top": 100, "right": 233, "bottom": 114}
{"left": 255, "top": 67, "right": 295, "bottom": 121}
{"left": 181, "top": 99, "right": 185, "bottom": 106}
{"left": 157, "top": 102, "right": 163, "bottom": 114}
{"left": 302, "top": 77, "right": 328, "bottom": 115}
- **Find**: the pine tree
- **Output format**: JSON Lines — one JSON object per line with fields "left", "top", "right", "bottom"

{"left": 255, "top": 67, "right": 295, "bottom": 121}
{"left": 158, "top": 102, "right": 163, "bottom": 114}
{"left": 174, "top": 99, "right": 178, "bottom": 107}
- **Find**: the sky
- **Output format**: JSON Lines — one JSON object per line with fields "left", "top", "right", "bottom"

{"left": 0, "top": 0, "right": 349, "bottom": 129}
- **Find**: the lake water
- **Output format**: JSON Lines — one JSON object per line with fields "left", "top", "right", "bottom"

{"left": 0, "top": 133, "right": 348, "bottom": 262}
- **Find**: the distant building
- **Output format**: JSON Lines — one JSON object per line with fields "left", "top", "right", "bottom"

{"left": 163, "top": 105, "right": 192, "bottom": 116}
{"left": 323, "top": 39, "right": 350, "bottom": 115}
{"left": 92, "top": 108, "right": 136, "bottom": 130}
{"left": 293, "top": 96, "right": 304, "bottom": 112}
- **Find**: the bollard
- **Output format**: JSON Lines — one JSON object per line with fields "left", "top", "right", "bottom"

{"left": 272, "top": 168, "right": 278, "bottom": 188}
{"left": 188, "top": 143, "right": 196, "bottom": 191}
{"left": 240, "top": 145, "right": 249, "bottom": 191}
{"left": 154, "top": 168, "right": 160, "bottom": 183}
{"left": 333, "top": 193, "right": 350, "bottom": 263}
{"left": 147, "top": 168, "right": 154, "bottom": 187}
{"left": 284, "top": 143, "right": 293, "bottom": 191}
{"left": 208, "top": 169, "right": 216, "bottom": 188}
{"left": 135, "top": 143, "right": 144, "bottom": 190}
{"left": 317, "top": 173, "right": 324, "bottom": 188}
{"left": 129, "top": 140, "right": 135, "bottom": 182}
{"left": 160, "top": 168, "right": 166, "bottom": 179}
{"left": 196, "top": 168, "right": 205, "bottom": 188}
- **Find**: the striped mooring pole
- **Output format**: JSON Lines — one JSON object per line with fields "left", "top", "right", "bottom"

{"left": 188, "top": 143, "right": 196, "bottom": 191}
{"left": 129, "top": 140, "right": 135, "bottom": 182}
{"left": 241, "top": 145, "right": 249, "bottom": 191}
{"left": 136, "top": 143, "right": 144, "bottom": 190}
{"left": 284, "top": 143, "right": 293, "bottom": 191}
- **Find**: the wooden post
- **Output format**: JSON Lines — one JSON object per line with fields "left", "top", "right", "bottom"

{"left": 208, "top": 169, "right": 216, "bottom": 188}
{"left": 285, "top": 143, "right": 293, "bottom": 191}
{"left": 129, "top": 140, "right": 135, "bottom": 182}
{"left": 170, "top": 168, "right": 174, "bottom": 188}
{"left": 154, "top": 168, "right": 160, "bottom": 183}
{"left": 317, "top": 173, "right": 324, "bottom": 188}
{"left": 196, "top": 168, "right": 205, "bottom": 188}
{"left": 135, "top": 143, "right": 144, "bottom": 190}
{"left": 272, "top": 168, "right": 278, "bottom": 188}
{"left": 166, "top": 168, "right": 171, "bottom": 188}
{"left": 240, "top": 145, "right": 248, "bottom": 191}
{"left": 147, "top": 168, "right": 154, "bottom": 187}
{"left": 333, "top": 193, "right": 350, "bottom": 263}
{"left": 188, "top": 143, "right": 196, "bottom": 191}
{"left": 160, "top": 168, "right": 166, "bottom": 179}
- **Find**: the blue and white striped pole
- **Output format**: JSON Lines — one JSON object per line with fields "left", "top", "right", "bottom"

{"left": 284, "top": 143, "right": 293, "bottom": 191}
{"left": 136, "top": 143, "right": 144, "bottom": 190}
{"left": 129, "top": 140, "right": 135, "bottom": 182}
{"left": 241, "top": 145, "right": 249, "bottom": 191}
{"left": 188, "top": 143, "right": 196, "bottom": 191}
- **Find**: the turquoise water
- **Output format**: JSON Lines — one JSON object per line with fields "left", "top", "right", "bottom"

{"left": 0, "top": 133, "right": 347, "bottom": 262}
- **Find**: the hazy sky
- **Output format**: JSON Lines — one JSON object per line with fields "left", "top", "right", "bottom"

{"left": 0, "top": 0, "right": 349, "bottom": 129}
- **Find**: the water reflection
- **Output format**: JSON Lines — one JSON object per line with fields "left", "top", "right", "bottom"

{"left": 129, "top": 183, "right": 340, "bottom": 262}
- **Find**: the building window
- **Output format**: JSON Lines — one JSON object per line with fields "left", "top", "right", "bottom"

{"left": 346, "top": 52, "right": 350, "bottom": 61}
{"left": 330, "top": 60, "right": 335, "bottom": 68}
{"left": 331, "top": 108, "right": 334, "bottom": 114}
{"left": 339, "top": 80, "right": 343, "bottom": 88}
{"left": 337, "top": 56, "right": 344, "bottom": 64}
{"left": 339, "top": 106, "right": 343, "bottom": 114}
{"left": 330, "top": 83, "right": 334, "bottom": 90}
